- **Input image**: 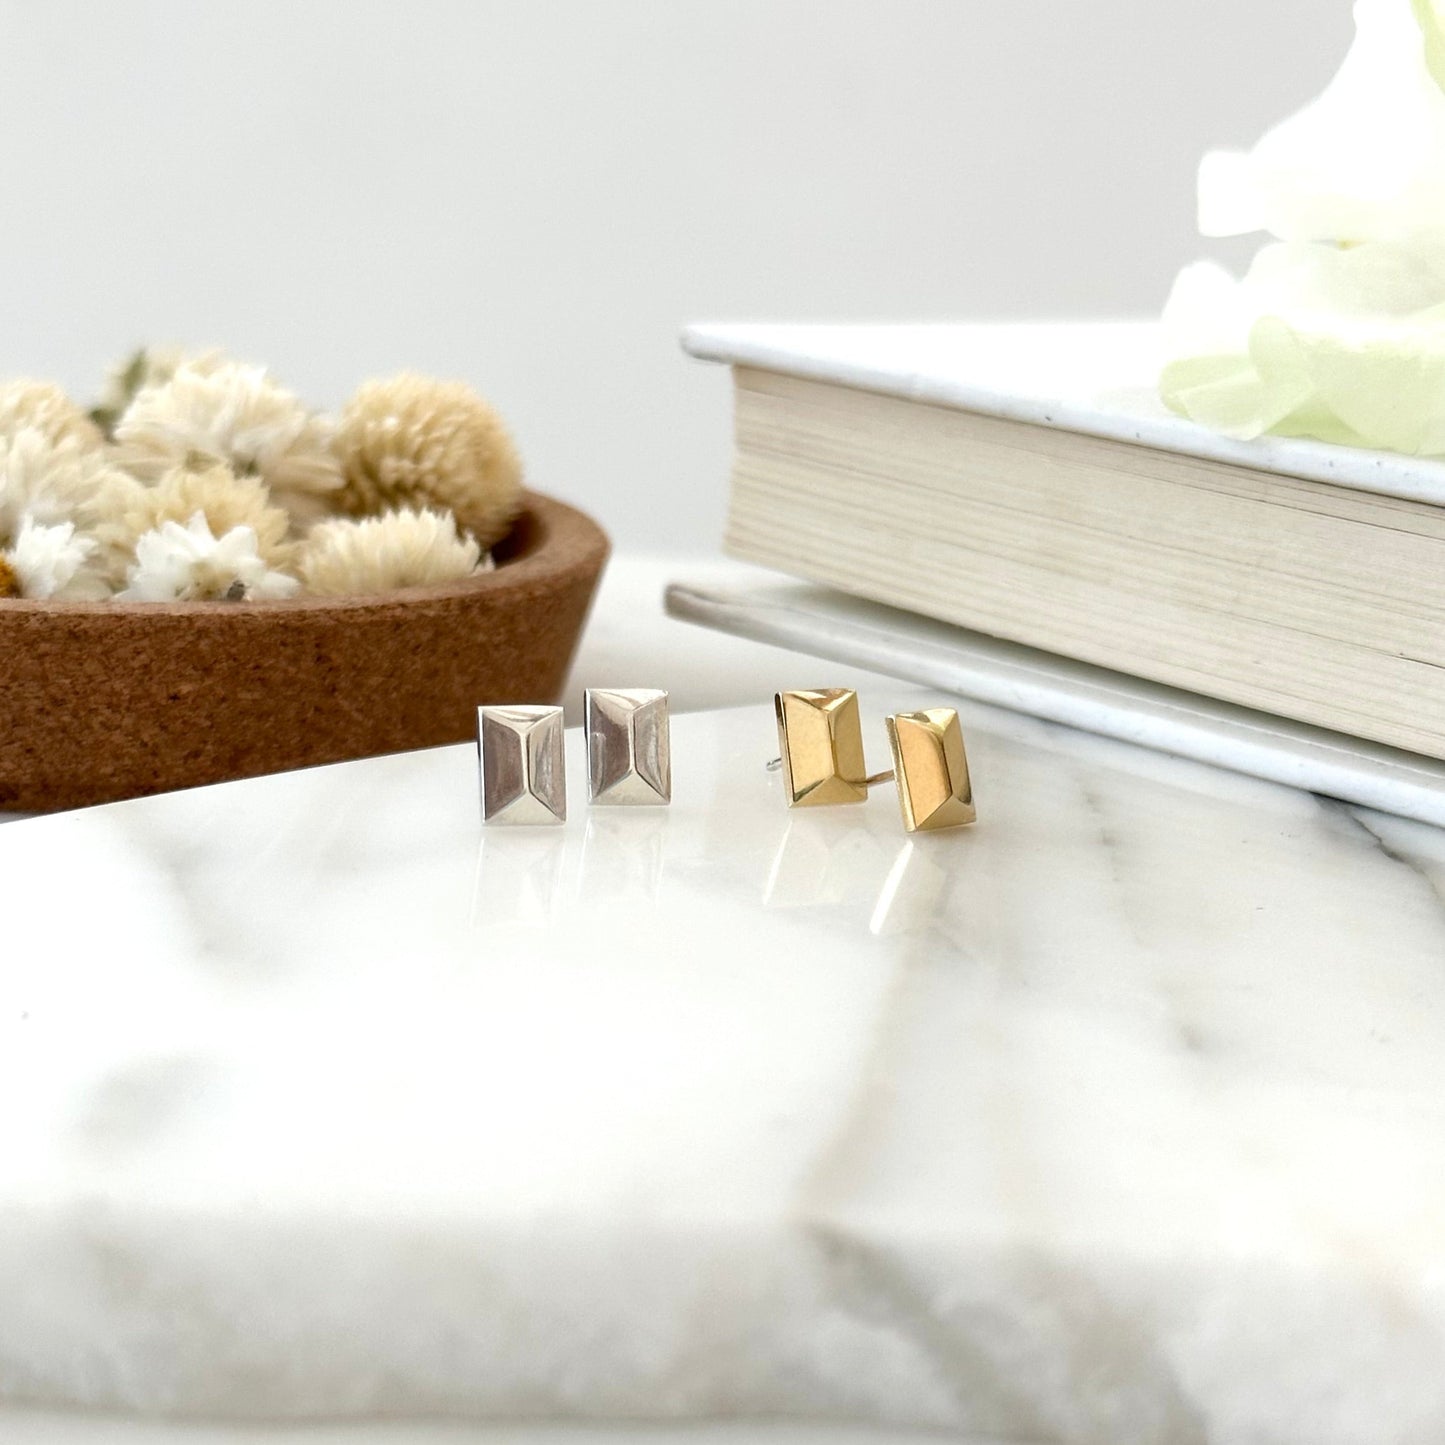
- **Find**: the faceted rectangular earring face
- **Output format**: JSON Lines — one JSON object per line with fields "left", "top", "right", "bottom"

{"left": 774, "top": 688, "right": 868, "bottom": 806}
{"left": 585, "top": 688, "right": 671, "bottom": 805}
{"left": 885, "top": 708, "right": 975, "bottom": 832}
{"left": 478, "top": 705, "right": 567, "bottom": 824}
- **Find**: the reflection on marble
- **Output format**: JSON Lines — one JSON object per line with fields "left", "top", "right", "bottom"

{"left": 3, "top": 692, "right": 1445, "bottom": 1444}
{"left": 473, "top": 828, "right": 569, "bottom": 926}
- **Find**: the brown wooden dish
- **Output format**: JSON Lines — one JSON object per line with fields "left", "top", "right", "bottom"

{"left": 0, "top": 490, "right": 608, "bottom": 812}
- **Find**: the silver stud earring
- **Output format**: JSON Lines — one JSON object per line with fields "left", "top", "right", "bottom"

{"left": 585, "top": 688, "right": 671, "bottom": 805}
{"left": 478, "top": 704, "right": 567, "bottom": 824}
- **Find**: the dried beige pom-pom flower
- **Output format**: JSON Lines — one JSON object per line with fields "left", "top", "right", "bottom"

{"left": 114, "top": 361, "right": 341, "bottom": 524}
{"left": 90, "top": 345, "right": 227, "bottom": 438}
{"left": 0, "top": 380, "right": 103, "bottom": 451}
{"left": 117, "top": 512, "right": 301, "bottom": 603}
{"left": 4, "top": 518, "right": 107, "bottom": 600}
{"left": 83, "top": 470, "right": 151, "bottom": 591}
{"left": 333, "top": 374, "right": 522, "bottom": 547}
{"left": 101, "top": 462, "right": 293, "bottom": 570}
{"left": 298, "top": 507, "right": 482, "bottom": 596}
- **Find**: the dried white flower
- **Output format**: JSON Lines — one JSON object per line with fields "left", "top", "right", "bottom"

{"left": 334, "top": 374, "right": 523, "bottom": 547}
{"left": 0, "top": 380, "right": 102, "bottom": 450}
{"left": 91, "top": 345, "right": 228, "bottom": 437}
{"left": 298, "top": 507, "right": 482, "bottom": 596}
{"left": 0, "top": 427, "right": 131, "bottom": 542}
{"left": 117, "top": 512, "right": 301, "bottom": 603}
{"left": 114, "top": 361, "right": 341, "bottom": 524}
{"left": 3, "top": 518, "right": 106, "bottom": 600}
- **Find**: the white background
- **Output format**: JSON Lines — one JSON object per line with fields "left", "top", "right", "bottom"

{"left": 0, "top": 1, "right": 1349, "bottom": 550}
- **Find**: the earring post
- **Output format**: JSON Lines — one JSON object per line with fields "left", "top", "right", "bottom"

{"left": 766, "top": 756, "right": 892, "bottom": 786}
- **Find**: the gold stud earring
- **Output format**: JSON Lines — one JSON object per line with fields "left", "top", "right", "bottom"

{"left": 771, "top": 690, "right": 976, "bottom": 831}
{"left": 772, "top": 688, "right": 891, "bottom": 806}
{"left": 884, "top": 707, "right": 975, "bottom": 832}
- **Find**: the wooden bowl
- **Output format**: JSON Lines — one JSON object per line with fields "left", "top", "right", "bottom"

{"left": 0, "top": 490, "right": 609, "bottom": 812}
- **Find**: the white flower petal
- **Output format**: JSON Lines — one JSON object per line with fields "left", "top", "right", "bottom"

{"left": 1200, "top": 0, "right": 1445, "bottom": 243}
{"left": 6, "top": 518, "right": 99, "bottom": 600}
{"left": 119, "top": 513, "right": 299, "bottom": 602}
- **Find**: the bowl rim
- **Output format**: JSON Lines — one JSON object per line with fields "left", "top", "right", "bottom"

{"left": 0, "top": 489, "right": 608, "bottom": 617}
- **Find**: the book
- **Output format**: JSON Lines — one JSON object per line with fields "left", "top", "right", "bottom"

{"left": 683, "top": 321, "right": 1445, "bottom": 761}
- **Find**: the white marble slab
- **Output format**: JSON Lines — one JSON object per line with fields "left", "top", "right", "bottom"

{"left": 3, "top": 691, "right": 1445, "bottom": 1444}
{"left": 681, "top": 320, "right": 1445, "bottom": 506}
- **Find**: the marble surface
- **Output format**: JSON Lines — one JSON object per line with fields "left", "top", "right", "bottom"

{"left": 5, "top": 645, "right": 1445, "bottom": 1444}
{"left": 681, "top": 321, "right": 1445, "bottom": 506}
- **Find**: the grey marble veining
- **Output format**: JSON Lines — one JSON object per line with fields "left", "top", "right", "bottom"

{"left": 1, "top": 691, "right": 1444, "bottom": 1443}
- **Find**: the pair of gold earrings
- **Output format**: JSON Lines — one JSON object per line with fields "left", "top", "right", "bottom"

{"left": 478, "top": 688, "right": 671, "bottom": 824}
{"left": 773, "top": 689, "right": 975, "bottom": 832}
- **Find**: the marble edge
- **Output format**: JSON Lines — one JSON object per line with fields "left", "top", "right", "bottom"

{"left": 0, "top": 1414, "right": 1003, "bottom": 1445}
{"left": 662, "top": 576, "right": 1445, "bottom": 830}
{"left": 679, "top": 322, "right": 1445, "bottom": 509}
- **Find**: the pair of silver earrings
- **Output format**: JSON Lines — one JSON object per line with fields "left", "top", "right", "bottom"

{"left": 478, "top": 688, "right": 671, "bottom": 824}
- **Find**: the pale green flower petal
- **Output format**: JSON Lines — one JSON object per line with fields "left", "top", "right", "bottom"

{"left": 1162, "top": 0, "right": 1445, "bottom": 458}
{"left": 1159, "top": 320, "right": 1317, "bottom": 441}
{"left": 1411, "top": 0, "right": 1445, "bottom": 92}
{"left": 1296, "top": 313, "right": 1445, "bottom": 452}
{"left": 1162, "top": 293, "right": 1445, "bottom": 456}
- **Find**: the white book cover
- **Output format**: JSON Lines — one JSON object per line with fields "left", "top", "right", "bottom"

{"left": 683, "top": 320, "right": 1445, "bottom": 508}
